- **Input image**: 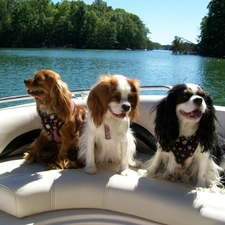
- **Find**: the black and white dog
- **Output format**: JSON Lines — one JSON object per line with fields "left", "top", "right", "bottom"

{"left": 140, "top": 83, "right": 225, "bottom": 189}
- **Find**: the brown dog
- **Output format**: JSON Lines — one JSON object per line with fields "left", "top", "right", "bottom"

{"left": 24, "top": 70, "right": 86, "bottom": 169}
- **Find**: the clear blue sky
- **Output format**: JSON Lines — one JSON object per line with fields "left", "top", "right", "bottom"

{"left": 52, "top": 0, "right": 211, "bottom": 45}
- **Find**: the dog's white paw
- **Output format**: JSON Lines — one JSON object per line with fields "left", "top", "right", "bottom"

{"left": 138, "top": 169, "right": 148, "bottom": 177}
{"left": 129, "top": 159, "right": 142, "bottom": 168}
{"left": 120, "top": 169, "right": 138, "bottom": 176}
{"left": 23, "top": 152, "right": 35, "bottom": 163}
{"left": 196, "top": 184, "right": 224, "bottom": 194}
{"left": 138, "top": 168, "right": 156, "bottom": 177}
{"left": 84, "top": 166, "right": 97, "bottom": 174}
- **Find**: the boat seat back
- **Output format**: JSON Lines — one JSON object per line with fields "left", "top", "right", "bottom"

{"left": 0, "top": 104, "right": 41, "bottom": 158}
{"left": 0, "top": 96, "right": 161, "bottom": 158}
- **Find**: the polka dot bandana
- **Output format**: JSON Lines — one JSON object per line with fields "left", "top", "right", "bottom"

{"left": 172, "top": 135, "right": 199, "bottom": 167}
{"left": 39, "top": 111, "right": 63, "bottom": 143}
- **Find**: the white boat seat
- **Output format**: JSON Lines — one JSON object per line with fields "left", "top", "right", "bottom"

{"left": 1, "top": 100, "right": 225, "bottom": 224}
{"left": 0, "top": 156, "right": 225, "bottom": 225}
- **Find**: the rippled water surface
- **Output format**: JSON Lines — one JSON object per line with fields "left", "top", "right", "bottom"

{"left": 0, "top": 48, "right": 225, "bottom": 107}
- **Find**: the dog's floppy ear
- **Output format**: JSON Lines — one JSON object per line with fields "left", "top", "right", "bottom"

{"left": 50, "top": 80, "right": 72, "bottom": 122}
{"left": 197, "top": 92, "right": 216, "bottom": 151}
{"left": 127, "top": 78, "right": 140, "bottom": 123}
{"left": 87, "top": 79, "right": 112, "bottom": 127}
{"left": 154, "top": 90, "right": 179, "bottom": 151}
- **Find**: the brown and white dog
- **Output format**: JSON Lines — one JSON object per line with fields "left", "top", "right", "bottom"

{"left": 139, "top": 83, "right": 225, "bottom": 190}
{"left": 78, "top": 74, "right": 141, "bottom": 175}
{"left": 24, "top": 70, "right": 86, "bottom": 169}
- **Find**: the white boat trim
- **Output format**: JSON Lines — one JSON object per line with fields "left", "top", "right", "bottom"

{"left": 0, "top": 86, "right": 171, "bottom": 104}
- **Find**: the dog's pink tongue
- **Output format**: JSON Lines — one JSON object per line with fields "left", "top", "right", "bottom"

{"left": 191, "top": 110, "right": 202, "bottom": 118}
{"left": 117, "top": 113, "right": 126, "bottom": 118}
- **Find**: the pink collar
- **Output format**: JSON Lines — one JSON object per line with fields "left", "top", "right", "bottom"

{"left": 104, "top": 124, "right": 111, "bottom": 140}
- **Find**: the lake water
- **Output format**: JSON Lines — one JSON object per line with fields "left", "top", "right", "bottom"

{"left": 0, "top": 48, "right": 225, "bottom": 107}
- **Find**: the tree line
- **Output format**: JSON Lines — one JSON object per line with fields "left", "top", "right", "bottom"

{"left": 1, "top": 0, "right": 224, "bottom": 57}
{"left": 198, "top": 0, "right": 225, "bottom": 57}
{"left": 170, "top": 36, "right": 197, "bottom": 55}
{"left": 171, "top": 0, "right": 225, "bottom": 58}
{"left": 0, "top": 0, "right": 155, "bottom": 50}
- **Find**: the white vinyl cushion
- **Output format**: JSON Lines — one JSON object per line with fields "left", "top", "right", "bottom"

{"left": 0, "top": 157, "right": 225, "bottom": 225}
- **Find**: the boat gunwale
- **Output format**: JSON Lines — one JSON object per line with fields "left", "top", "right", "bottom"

{"left": 0, "top": 86, "right": 171, "bottom": 104}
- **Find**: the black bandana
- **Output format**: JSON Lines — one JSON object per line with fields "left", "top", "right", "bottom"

{"left": 172, "top": 135, "right": 199, "bottom": 167}
{"left": 39, "top": 111, "right": 63, "bottom": 143}
{"left": 38, "top": 101, "right": 75, "bottom": 143}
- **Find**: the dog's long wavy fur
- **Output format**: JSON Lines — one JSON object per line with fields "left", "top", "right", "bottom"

{"left": 140, "top": 84, "right": 225, "bottom": 190}
{"left": 24, "top": 70, "right": 86, "bottom": 169}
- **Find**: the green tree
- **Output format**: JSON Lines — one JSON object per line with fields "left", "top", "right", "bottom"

{"left": 70, "top": 1, "right": 88, "bottom": 48}
{"left": 35, "top": 0, "right": 55, "bottom": 47}
{"left": 0, "top": 0, "right": 15, "bottom": 47}
{"left": 116, "top": 12, "right": 136, "bottom": 49}
{"left": 171, "top": 36, "right": 197, "bottom": 54}
{"left": 10, "top": 0, "right": 39, "bottom": 47}
{"left": 0, "top": 0, "right": 153, "bottom": 49}
{"left": 199, "top": 0, "right": 225, "bottom": 57}
{"left": 130, "top": 14, "right": 150, "bottom": 49}
{"left": 171, "top": 36, "right": 182, "bottom": 53}
{"left": 90, "top": 0, "right": 112, "bottom": 17}
{"left": 53, "top": 0, "right": 72, "bottom": 47}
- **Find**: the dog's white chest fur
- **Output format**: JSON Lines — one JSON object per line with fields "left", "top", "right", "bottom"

{"left": 89, "top": 116, "right": 134, "bottom": 164}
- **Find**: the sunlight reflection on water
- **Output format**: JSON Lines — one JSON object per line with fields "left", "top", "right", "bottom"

{"left": 0, "top": 49, "right": 225, "bottom": 107}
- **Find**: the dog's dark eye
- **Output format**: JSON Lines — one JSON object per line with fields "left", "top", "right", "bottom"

{"left": 128, "top": 96, "right": 134, "bottom": 103}
{"left": 112, "top": 94, "right": 121, "bottom": 102}
{"left": 35, "top": 77, "right": 43, "bottom": 82}
{"left": 182, "top": 93, "right": 190, "bottom": 101}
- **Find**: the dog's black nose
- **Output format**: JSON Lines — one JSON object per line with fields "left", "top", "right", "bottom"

{"left": 122, "top": 103, "right": 130, "bottom": 112}
{"left": 194, "top": 97, "right": 203, "bottom": 106}
{"left": 24, "top": 79, "right": 28, "bottom": 83}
